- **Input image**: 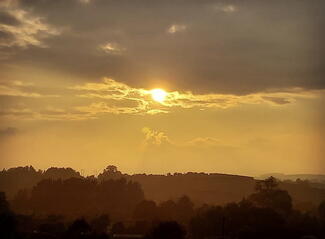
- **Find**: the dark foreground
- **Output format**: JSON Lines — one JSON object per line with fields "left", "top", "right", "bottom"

{"left": 1, "top": 168, "right": 325, "bottom": 239}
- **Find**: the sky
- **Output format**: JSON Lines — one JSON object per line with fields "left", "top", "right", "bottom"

{"left": 0, "top": 0, "right": 324, "bottom": 176}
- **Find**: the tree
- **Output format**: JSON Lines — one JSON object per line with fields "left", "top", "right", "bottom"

{"left": 249, "top": 177, "right": 292, "bottom": 214}
{"left": 43, "top": 167, "right": 81, "bottom": 180}
{"left": 158, "top": 200, "right": 177, "bottom": 221}
{"left": 27, "top": 177, "right": 144, "bottom": 218}
{"left": 255, "top": 176, "right": 278, "bottom": 191}
{"left": 90, "top": 214, "right": 110, "bottom": 234}
{"left": 175, "top": 195, "right": 194, "bottom": 223}
{"left": 190, "top": 202, "right": 286, "bottom": 239}
{"left": 189, "top": 206, "right": 224, "bottom": 239}
{"left": 111, "top": 222, "right": 125, "bottom": 234}
{"left": 0, "top": 192, "right": 17, "bottom": 239}
{"left": 12, "top": 189, "right": 30, "bottom": 214}
{"left": 98, "top": 165, "right": 122, "bottom": 180}
{"left": 0, "top": 192, "right": 9, "bottom": 213}
{"left": 146, "top": 221, "right": 186, "bottom": 239}
{"left": 319, "top": 200, "right": 325, "bottom": 233}
{"left": 319, "top": 200, "right": 325, "bottom": 220}
{"left": 66, "top": 218, "right": 91, "bottom": 238}
{"left": 134, "top": 200, "right": 158, "bottom": 221}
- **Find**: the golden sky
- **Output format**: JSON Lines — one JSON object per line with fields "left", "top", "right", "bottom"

{"left": 0, "top": 0, "right": 324, "bottom": 176}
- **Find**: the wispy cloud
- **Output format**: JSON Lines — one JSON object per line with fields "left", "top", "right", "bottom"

{"left": 0, "top": 80, "right": 58, "bottom": 97}
{"left": 79, "top": 0, "right": 92, "bottom": 4}
{"left": 0, "top": 3, "right": 60, "bottom": 49}
{"left": 0, "top": 106, "right": 95, "bottom": 121}
{"left": 141, "top": 127, "right": 235, "bottom": 151}
{"left": 70, "top": 78, "right": 324, "bottom": 117}
{"left": 98, "top": 42, "right": 126, "bottom": 55}
{"left": 185, "top": 137, "right": 224, "bottom": 148}
{"left": 1, "top": 78, "right": 322, "bottom": 121}
{"left": 214, "top": 4, "right": 238, "bottom": 13}
{"left": 142, "top": 127, "right": 171, "bottom": 148}
{"left": 0, "top": 107, "right": 35, "bottom": 120}
{"left": 71, "top": 78, "right": 157, "bottom": 115}
{"left": 167, "top": 24, "right": 187, "bottom": 34}
{"left": 0, "top": 85, "right": 41, "bottom": 97}
{"left": 76, "top": 102, "right": 147, "bottom": 116}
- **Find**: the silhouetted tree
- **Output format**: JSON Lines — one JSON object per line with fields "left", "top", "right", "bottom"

{"left": 2, "top": 165, "right": 325, "bottom": 211}
{"left": 39, "top": 221, "right": 65, "bottom": 237}
{"left": 43, "top": 167, "right": 82, "bottom": 180}
{"left": 66, "top": 218, "right": 91, "bottom": 238}
{"left": 134, "top": 200, "right": 158, "bottom": 221}
{"left": 175, "top": 195, "right": 194, "bottom": 223}
{"left": 156, "top": 196, "right": 194, "bottom": 223}
{"left": 0, "top": 166, "right": 42, "bottom": 198}
{"left": 25, "top": 177, "right": 144, "bottom": 219}
{"left": 12, "top": 189, "right": 30, "bottom": 214}
{"left": 0, "top": 192, "right": 9, "bottom": 213}
{"left": 249, "top": 177, "right": 292, "bottom": 214}
{"left": 98, "top": 166, "right": 123, "bottom": 181}
{"left": 255, "top": 176, "right": 278, "bottom": 191}
{"left": 111, "top": 222, "right": 125, "bottom": 234}
{"left": 319, "top": 200, "right": 325, "bottom": 221}
{"left": 0, "top": 192, "right": 17, "bottom": 239}
{"left": 158, "top": 200, "right": 177, "bottom": 221}
{"left": 146, "top": 221, "right": 186, "bottom": 239}
{"left": 90, "top": 214, "right": 110, "bottom": 234}
{"left": 190, "top": 202, "right": 286, "bottom": 239}
{"left": 319, "top": 200, "right": 325, "bottom": 234}
{"left": 190, "top": 205, "right": 224, "bottom": 239}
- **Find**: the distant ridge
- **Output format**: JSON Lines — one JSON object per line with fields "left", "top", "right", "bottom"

{"left": 258, "top": 173, "right": 325, "bottom": 183}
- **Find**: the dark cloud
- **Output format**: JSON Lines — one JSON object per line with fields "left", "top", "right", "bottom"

{"left": 1, "top": 0, "right": 324, "bottom": 94}
{"left": 0, "top": 30, "right": 13, "bottom": 39}
{"left": 261, "top": 96, "right": 292, "bottom": 105}
{"left": 0, "top": 127, "right": 18, "bottom": 137}
{"left": 0, "top": 10, "right": 20, "bottom": 26}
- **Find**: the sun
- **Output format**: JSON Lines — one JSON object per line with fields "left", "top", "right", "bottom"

{"left": 150, "top": 88, "right": 167, "bottom": 103}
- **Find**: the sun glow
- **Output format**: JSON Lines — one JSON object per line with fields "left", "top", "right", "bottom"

{"left": 151, "top": 88, "right": 167, "bottom": 103}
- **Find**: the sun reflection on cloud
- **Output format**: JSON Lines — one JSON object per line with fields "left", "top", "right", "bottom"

{"left": 0, "top": 77, "right": 322, "bottom": 121}
{"left": 67, "top": 78, "right": 323, "bottom": 117}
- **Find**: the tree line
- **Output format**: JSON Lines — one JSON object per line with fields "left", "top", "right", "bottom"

{"left": 1, "top": 165, "right": 325, "bottom": 208}
{"left": 0, "top": 175, "right": 325, "bottom": 238}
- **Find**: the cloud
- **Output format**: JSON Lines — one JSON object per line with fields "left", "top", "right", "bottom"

{"left": 79, "top": 0, "right": 92, "bottom": 4}
{"left": 214, "top": 4, "right": 238, "bottom": 13}
{"left": 35, "top": 108, "right": 94, "bottom": 121}
{"left": 1, "top": 0, "right": 322, "bottom": 94}
{"left": 71, "top": 78, "right": 158, "bottom": 115}
{"left": 70, "top": 78, "right": 324, "bottom": 117}
{"left": 185, "top": 137, "right": 223, "bottom": 147}
{"left": 1, "top": 77, "right": 321, "bottom": 121}
{"left": 142, "top": 127, "right": 171, "bottom": 147}
{"left": 0, "top": 80, "right": 58, "bottom": 97}
{"left": 0, "top": 85, "right": 41, "bottom": 97}
{"left": 70, "top": 78, "right": 143, "bottom": 98}
{"left": 0, "top": 108, "right": 35, "bottom": 120}
{"left": 76, "top": 102, "right": 145, "bottom": 115}
{"left": 0, "top": 10, "right": 20, "bottom": 26}
{"left": 141, "top": 127, "right": 235, "bottom": 151}
{"left": 0, "top": 106, "right": 94, "bottom": 121}
{"left": 261, "top": 96, "right": 293, "bottom": 106}
{"left": 0, "top": 3, "right": 60, "bottom": 49}
{"left": 167, "top": 24, "right": 187, "bottom": 34}
{"left": 99, "top": 42, "right": 126, "bottom": 55}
